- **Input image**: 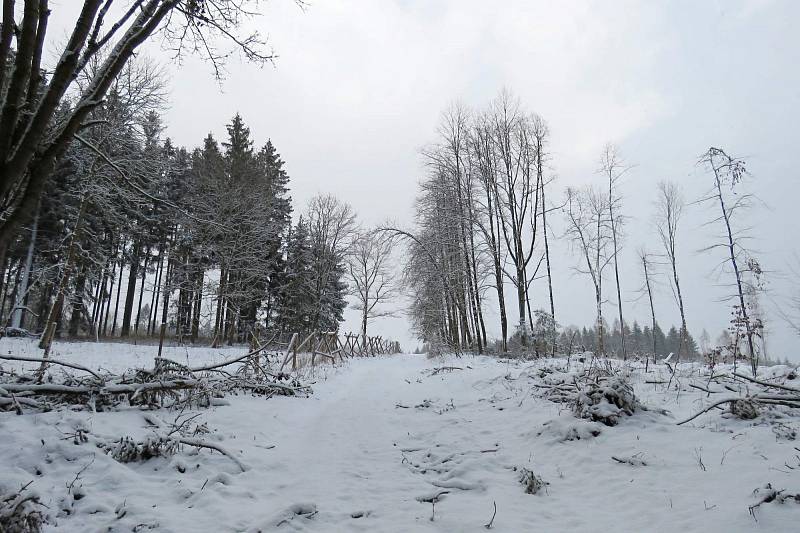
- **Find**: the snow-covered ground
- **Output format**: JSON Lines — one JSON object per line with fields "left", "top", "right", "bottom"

{"left": 1, "top": 338, "right": 799, "bottom": 532}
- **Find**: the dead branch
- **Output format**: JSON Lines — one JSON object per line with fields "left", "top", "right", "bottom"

{"left": 176, "top": 436, "right": 248, "bottom": 473}
{"left": 732, "top": 372, "right": 800, "bottom": 393}
{"left": 0, "top": 354, "right": 102, "bottom": 379}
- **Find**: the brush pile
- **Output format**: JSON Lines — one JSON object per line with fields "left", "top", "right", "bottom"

{"left": 679, "top": 368, "right": 800, "bottom": 425}
{"left": 528, "top": 361, "right": 640, "bottom": 426}
{"left": 0, "top": 482, "right": 44, "bottom": 533}
{"left": 0, "top": 347, "right": 310, "bottom": 414}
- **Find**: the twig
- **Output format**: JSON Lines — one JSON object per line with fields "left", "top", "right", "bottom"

{"left": 484, "top": 501, "right": 497, "bottom": 529}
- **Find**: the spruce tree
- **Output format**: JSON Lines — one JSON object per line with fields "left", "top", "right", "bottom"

{"left": 276, "top": 219, "right": 315, "bottom": 334}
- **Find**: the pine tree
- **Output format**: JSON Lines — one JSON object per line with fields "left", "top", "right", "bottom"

{"left": 631, "top": 321, "right": 644, "bottom": 355}
{"left": 643, "top": 325, "right": 653, "bottom": 356}
{"left": 666, "top": 326, "right": 680, "bottom": 356}
{"left": 276, "top": 219, "right": 315, "bottom": 335}
{"left": 684, "top": 329, "right": 700, "bottom": 359}
{"left": 256, "top": 140, "right": 292, "bottom": 331}
{"left": 653, "top": 323, "right": 667, "bottom": 356}
{"left": 315, "top": 248, "right": 348, "bottom": 332}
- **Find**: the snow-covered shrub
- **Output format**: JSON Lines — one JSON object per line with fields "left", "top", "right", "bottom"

{"left": 730, "top": 398, "right": 759, "bottom": 420}
{"left": 517, "top": 467, "right": 547, "bottom": 495}
{"left": 536, "top": 415, "right": 603, "bottom": 442}
{"left": 573, "top": 374, "right": 637, "bottom": 426}
{"left": 100, "top": 435, "right": 179, "bottom": 463}
{"left": 771, "top": 422, "right": 797, "bottom": 441}
{"left": 749, "top": 483, "right": 800, "bottom": 518}
{"left": 0, "top": 485, "right": 45, "bottom": 533}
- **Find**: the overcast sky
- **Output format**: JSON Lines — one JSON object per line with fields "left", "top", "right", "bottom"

{"left": 50, "top": 1, "right": 800, "bottom": 359}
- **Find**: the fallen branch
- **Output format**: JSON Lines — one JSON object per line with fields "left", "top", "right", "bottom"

{"left": 677, "top": 397, "right": 742, "bottom": 425}
{"left": 140, "top": 413, "right": 249, "bottom": 472}
{"left": 189, "top": 343, "right": 272, "bottom": 373}
{"left": 176, "top": 436, "right": 249, "bottom": 473}
{"left": 1, "top": 378, "right": 199, "bottom": 396}
{"left": 612, "top": 454, "right": 648, "bottom": 466}
{"left": 732, "top": 372, "right": 800, "bottom": 393}
{"left": 2, "top": 353, "right": 309, "bottom": 414}
{"left": 0, "top": 354, "right": 102, "bottom": 379}
{"left": 430, "top": 366, "right": 463, "bottom": 375}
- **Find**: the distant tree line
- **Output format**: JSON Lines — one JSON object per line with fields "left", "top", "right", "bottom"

{"left": 555, "top": 321, "right": 700, "bottom": 360}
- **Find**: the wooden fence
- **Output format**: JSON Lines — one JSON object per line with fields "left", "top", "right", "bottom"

{"left": 249, "top": 331, "right": 401, "bottom": 372}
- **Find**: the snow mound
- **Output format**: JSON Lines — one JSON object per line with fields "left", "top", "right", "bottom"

{"left": 537, "top": 414, "right": 604, "bottom": 442}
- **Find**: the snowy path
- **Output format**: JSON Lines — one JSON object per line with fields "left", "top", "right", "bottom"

{"left": 175, "top": 355, "right": 800, "bottom": 532}
{"left": 2, "top": 343, "right": 799, "bottom": 532}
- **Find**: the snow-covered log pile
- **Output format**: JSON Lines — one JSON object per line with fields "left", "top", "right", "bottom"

{"left": 0, "top": 347, "right": 310, "bottom": 414}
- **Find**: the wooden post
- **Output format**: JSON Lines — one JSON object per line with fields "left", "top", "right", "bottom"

{"left": 280, "top": 332, "right": 298, "bottom": 372}
{"left": 311, "top": 335, "right": 323, "bottom": 367}
{"left": 345, "top": 333, "right": 355, "bottom": 357}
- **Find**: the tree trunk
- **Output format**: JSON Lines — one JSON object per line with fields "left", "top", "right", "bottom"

{"left": 191, "top": 269, "right": 202, "bottom": 342}
{"left": 712, "top": 164, "right": 757, "bottom": 374}
{"left": 11, "top": 205, "right": 39, "bottom": 329}
{"left": 212, "top": 266, "right": 226, "bottom": 348}
{"left": 120, "top": 240, "right": 141, "bottom": 337}
{"left": 609, "top": 178, "right": 626, "bottom": 360}
{"left": 148, "top": 245, "right": 164, "bottom": 336}
{"left": 3, "top": 262, "right": 22, "bottom": 328}
{"left": 38, "top": 195, "right": 88, "bottom": 352}
{"left": 671, "top": 264, "right": 688, "bottom": 361}
{"left": 642, "top": 255, "right": 658, "bottom": 371}
{"left": 516, "top": 264, "right": 527, "bottom": 345}
{"left": 111, "top": 252, "right": 124, "bottom": 336}
{"left": 103, "top": 242, "right": 120, "bottom": 336}
{"left": 486, "top": 188, "right": 508, "bottom": 352}
{"left": 541, "top": 180, "right": 556, "bottom": 356}
{"left": 68, "top": 267, "right": 87, "bottom": 337}
{"left": 134, "top": 245, "right": 151, "bottom": 334}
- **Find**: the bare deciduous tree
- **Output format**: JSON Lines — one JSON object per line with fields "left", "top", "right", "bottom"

{"left": 348, "top": 230, "right": 398, "bottom": 343}
{"left": 422, "top": 105, "right": 487, "bottom": 352}
{"left": 539, "top": 172, "right": 557, "bottom": 356}
{"left": 484, "top": 91, "right": 543, "bottom": 346}
{"left": 470, "top": 111, "right": 509, "bottom": 351}
{"left": 564, "top": 186, "right": 614, "bottom": 355}
{"left": 698, "top": 147, "right": 761, "bottom": 374}
{"left": 599, "top": 144, "right": 629, "bottom": 359}
{"left": 306, "top": 193, "right": 358, "bottom": 331}
{"left": 655, "top": 180, "right": 689, "bottom": 360}
{"left": 636, "top": 247, "right": 659, "bottom": 370}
